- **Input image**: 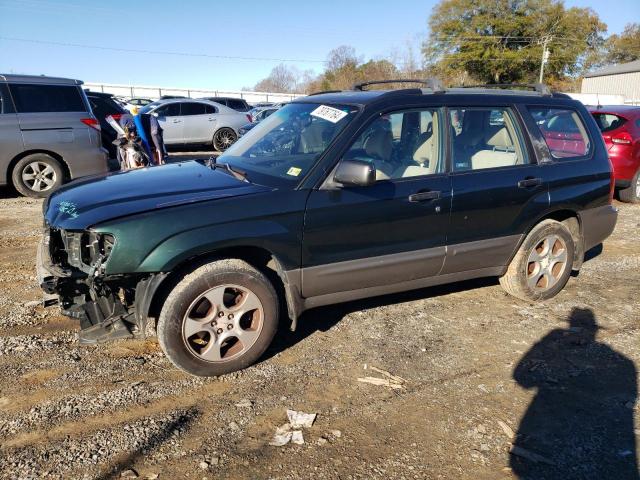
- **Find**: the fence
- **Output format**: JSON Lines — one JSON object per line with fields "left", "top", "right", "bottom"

{"left": 84, "top": 82, "right": 305, "bottom": 104}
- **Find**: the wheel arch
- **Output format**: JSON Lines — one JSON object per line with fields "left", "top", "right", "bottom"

{"left": 514, "top": 208, "right": 583, "bottom": 270}
{"left": 7, "top": 149, "right": 71, "bottom": 187}
{"left": 145, "top": 245, "right": 302, "bottom": 334}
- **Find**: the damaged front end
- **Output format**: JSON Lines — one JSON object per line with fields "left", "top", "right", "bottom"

{"left": 37, "top": 226, "right": 166, "bottom": 344}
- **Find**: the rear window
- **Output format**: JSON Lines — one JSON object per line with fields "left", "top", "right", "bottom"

{"left": 591, "top": 113, "right": 627, "bottom": 133}
{"left": 8, "top": 83, "right": 86, "bottom": 113}
{"left": 88, "top": 96, "right": 125, "bottom": 117}
{"left": 228, "top": 99, "right": 247, "bottom": 110}
{"left": 528, "top": 107, "right": 590, "bottom": 159}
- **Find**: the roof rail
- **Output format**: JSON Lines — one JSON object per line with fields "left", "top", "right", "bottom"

{"left": 352, "top": 78, "right": 445, "bottom": 93}
{"left": 455, "top": 83, "right": 552, "bottom": 97}
{"left": 307, "top": 89, "right": 343, "bottom": 96}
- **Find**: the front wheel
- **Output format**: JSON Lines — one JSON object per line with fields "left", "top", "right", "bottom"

{"left": 499, "top": 220, "right": 575, "bottom": 302}
{"left": 157, "top": 259, "right": 279, "bottom": 377}
{"left": 618, "top": 169, "right": 640, "bottom": 204}
{"left": 213, "top": 128, "right": 237, "bottom": 152}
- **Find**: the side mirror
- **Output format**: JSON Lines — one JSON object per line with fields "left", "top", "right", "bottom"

{"left": 334, "top": 159, "right": 376, "bottom": 187}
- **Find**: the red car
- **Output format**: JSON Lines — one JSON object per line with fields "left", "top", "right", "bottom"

{"left": 589, "top": 105, "right": 640, "bottom": 203}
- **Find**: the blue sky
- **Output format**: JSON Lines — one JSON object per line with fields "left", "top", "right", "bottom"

{"left": 0, "top": 0, "right": 638, "bottom": 91}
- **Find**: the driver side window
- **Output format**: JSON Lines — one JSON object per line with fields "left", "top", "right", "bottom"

{"left": 344, "top": 108, "right": 444, "bottom": 181}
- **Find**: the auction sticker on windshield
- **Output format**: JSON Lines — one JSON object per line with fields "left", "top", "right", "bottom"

{"left": 310, "top": 105, "right": 348, "bottom": 123}
{"left": 286, "top": 167, "right": 302, "bottom": 176}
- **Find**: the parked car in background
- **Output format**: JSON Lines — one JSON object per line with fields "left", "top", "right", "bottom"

{"left": 252, "top": 102, "right": 274, "bottom": 108}
{"left": 202, "top": 97, "right": 251, "bottom": 112}
{"left": 0, "top": 74, "right": 109, "bottom": 197}
{"left": 85, "top": 91, "right": 127, "bottom": 160}
{"left": 140, "top": 98, "right": 250, "bottom": 151}
{"left": 123, "top": 97, "right": 153, "bottom": 112}
{"left": 589, "top": 105, "right": 640, "bottom": 203}
{"left": 239, "top": 107, "right": 279, "bottom": 136}
{"left": 39, "top": 81, "right": 617, "bottom": 376}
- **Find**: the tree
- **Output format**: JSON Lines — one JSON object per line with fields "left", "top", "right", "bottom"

{"left": 605, "top": 23, "right": 640, "bottom": 64}
{"left": 253, "top": 64, "right": 300, "bottom": 93}
{"left": 423, "top": 0, "right": 607, "bottom": 85}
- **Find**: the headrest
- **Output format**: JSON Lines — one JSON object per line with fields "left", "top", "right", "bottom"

{"left": 365, "top": 129, "right": 393, "bottom": 161}
{"left": 486, "top": 127, "right": 512, "bottom": 149}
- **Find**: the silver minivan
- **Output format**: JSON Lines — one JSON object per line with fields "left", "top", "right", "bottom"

{"left": 0, "top": 74, "right": 110, "bottom": 197}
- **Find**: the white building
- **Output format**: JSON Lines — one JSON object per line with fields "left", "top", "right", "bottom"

{"left": 581, "top": 60, "right": 640, "bottom": 105}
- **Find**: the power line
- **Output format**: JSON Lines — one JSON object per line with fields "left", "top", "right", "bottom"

{"left": 0, "top": 36, "right": 327, "bottom": 64}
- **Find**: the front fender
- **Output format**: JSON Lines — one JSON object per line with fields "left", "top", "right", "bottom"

{"left": 137, "top": 219, "right": 300, "bottom": 272}
{"left": 94, "top": 190, "right": 308, "bottom": 275}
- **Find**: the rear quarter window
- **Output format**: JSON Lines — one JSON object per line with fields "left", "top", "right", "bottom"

{"left": 528, "top": 107, "right": 591, "bottom": 159}
{"left": 8, "top": 83, "right": 86, "bottom": 113}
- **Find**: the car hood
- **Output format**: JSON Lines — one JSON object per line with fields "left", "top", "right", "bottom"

{"left": 45, "top": 160, "right": 272, "bottom": 230}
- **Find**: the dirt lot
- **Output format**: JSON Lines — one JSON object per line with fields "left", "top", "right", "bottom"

{"left": 0, "top": 186, "right": 638, "bottom": 480}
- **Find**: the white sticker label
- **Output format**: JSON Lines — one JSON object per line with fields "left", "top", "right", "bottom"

{"left": 310, "top": 105, "right": 348, "bottom": 123}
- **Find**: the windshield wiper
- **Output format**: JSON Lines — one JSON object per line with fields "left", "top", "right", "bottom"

{"left": 205, "top": 157, "right": 248, "bottom": 182}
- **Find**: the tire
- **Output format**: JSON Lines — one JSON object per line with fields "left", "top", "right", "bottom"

{"left": 12, "top": 154, "right": 64, "bottom": 198}
{"left": 212, "top": 128, "right": 237, "bottom": 152}
{"left": 157, "top": 259, "right": 279, "bottom": 377}
{"left": 618, "top": 169, "right": 640, "bottom": 204}
{"left": 499, "top": 220, "right": 575, "bottom": 302}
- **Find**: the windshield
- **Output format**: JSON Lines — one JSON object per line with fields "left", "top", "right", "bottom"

{"left": 219, "top": 102, "right": 359, "bottom": 187}
{"left": 139, "top": 102, "right": 161, "bottom": 114}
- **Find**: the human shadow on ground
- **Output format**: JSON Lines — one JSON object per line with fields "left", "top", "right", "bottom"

{"left": 511, "top": 308, "right": 638, "bottom": 479}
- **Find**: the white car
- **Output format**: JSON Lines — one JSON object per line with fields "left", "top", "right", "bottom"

{"left": 123, "top": 97, "right": 154, "bottom": 113}
{"left": 140, "top": 99, "right": 250, "bottom": 151}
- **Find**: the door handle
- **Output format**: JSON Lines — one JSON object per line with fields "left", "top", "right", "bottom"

{"left": 408, "top": 190, "right": 440, "bottom": 202}
{"left": 518, "top": 177, "right": 542, "bottom": 189}
{"left": 172, "top": 119, "right": 181, "bottom": 123}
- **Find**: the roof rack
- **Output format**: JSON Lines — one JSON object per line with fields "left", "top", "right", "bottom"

{"left": 455, "top": 83, "right": 552, "bottom": 97}
{"left": 352, "top": 78, "right": 445, "bottom": 93}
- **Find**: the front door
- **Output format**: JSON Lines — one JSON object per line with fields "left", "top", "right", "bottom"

{"left": 154, "top": 103, "right": 183, "bottom": 145}
{"left": 302, "top": 107, "right": 451, "bottom": 298}
{"left": 443, "top": 106, "right": 549, "bottom": 274}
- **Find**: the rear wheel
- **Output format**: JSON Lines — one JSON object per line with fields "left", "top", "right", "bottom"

{"left": 213, "top": 128, "right": 237, "bottom": 152}
{"left": 157, "top": 259, "right": 279, "bottom": 376}
{"left": 12, "top": 154, "right": 64, "bottom": 198}
{"left": 618, "top": 169, "right": 640, "bottom": 204}
{"left": 499, "top": 220, "right": 575, "bottom": 302}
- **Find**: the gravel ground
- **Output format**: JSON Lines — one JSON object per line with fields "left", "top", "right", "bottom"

{"left": 0, "top": 180, "right": 638, "bottom": 480}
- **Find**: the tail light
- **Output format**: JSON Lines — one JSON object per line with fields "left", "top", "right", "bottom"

{"left": 246, "top": 114, "right": 252, "bottom": 123}
{"left": 81, "top": 118, "right": 101, "bottom": 131}
{"left": 611, "top": 132, "right": 632, "bottom": 145}
{"left": 110, "top": 113, "right": 122, "bottom": 122}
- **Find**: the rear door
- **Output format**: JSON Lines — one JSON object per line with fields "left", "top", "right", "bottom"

{"left": 443, "top": 105, "right": 548, "bottom": 274}
{"left": 8, "top": 82, "right": 101, "bottom": 154}
{"left": 0, "top": 82, "right": 23, "bottom": 185}
{"left": 302, "top": 107, "right": 451, "bottom": 297}
{"left": 154, "top": 102, "right": 183, "bottom": 145}
{"left": 180, "top": 102, "right": 217, "bottom": 143}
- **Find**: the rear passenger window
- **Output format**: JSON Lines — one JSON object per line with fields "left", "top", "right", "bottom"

{"left": 449, "top": 107, "right": 528, "bottom": 171}
{"left": 528, "top": 107, "right": 590, "bottom": 159}
{"left": 8, "top": 84, "right": 86, "bottom": 113}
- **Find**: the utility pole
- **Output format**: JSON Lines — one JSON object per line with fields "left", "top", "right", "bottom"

{"left": 539, "top": 36, "right": 551, "bottom": 83}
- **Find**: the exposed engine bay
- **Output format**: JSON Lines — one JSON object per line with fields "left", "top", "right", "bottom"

{"left": 37, "top": 226, "right": 166, "bottom": 343}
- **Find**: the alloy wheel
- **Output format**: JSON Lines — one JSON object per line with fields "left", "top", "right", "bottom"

{"left": 526, "top": 234, "right": 569, "bottom": 291}
{"left": 214, "top": 129, "right": 237, "bottom": 151}
{"left": 21, "top": 161, "right": 57, "bottom": 193}
{"left": 182, "top": 284, "right": 264, "bottom": 362}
